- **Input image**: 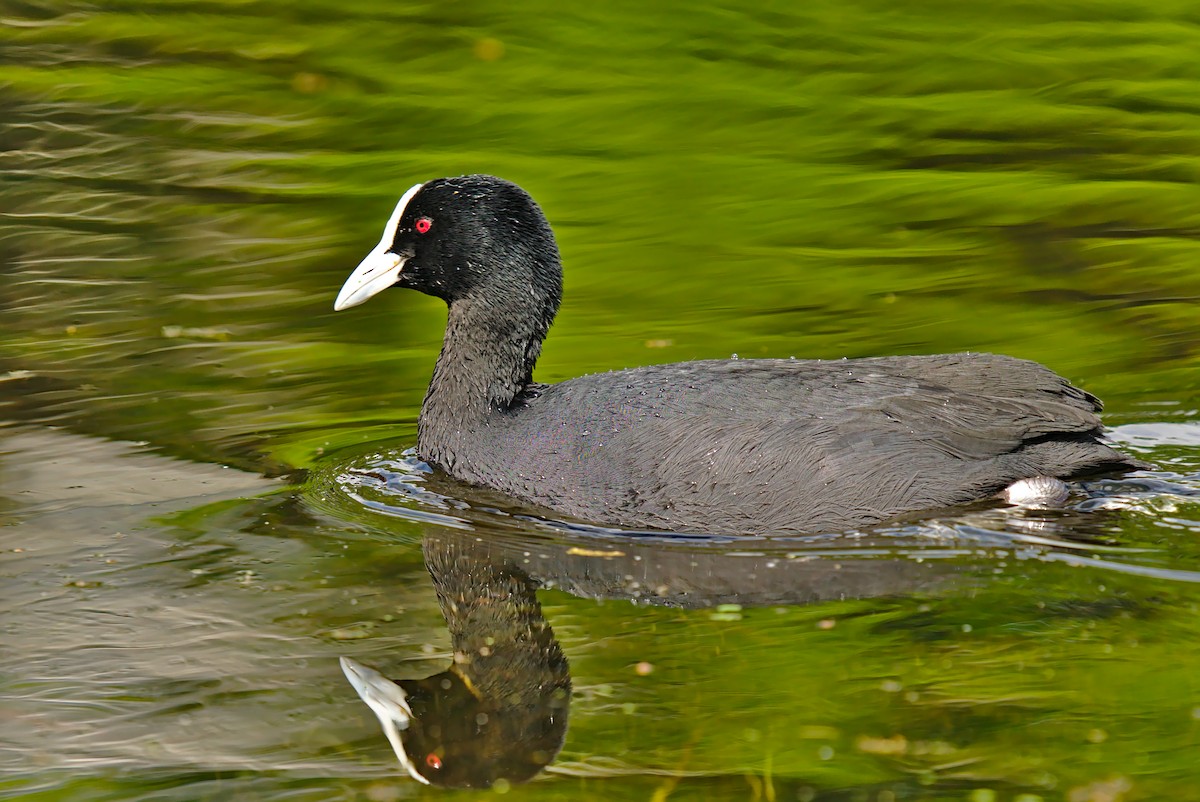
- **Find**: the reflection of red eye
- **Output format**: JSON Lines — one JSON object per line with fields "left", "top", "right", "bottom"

{"left": 415, "top": 217, "right": 432, "bottom": 234}
{"left": 426, "top": 753, "right": 442, "bottom": 769}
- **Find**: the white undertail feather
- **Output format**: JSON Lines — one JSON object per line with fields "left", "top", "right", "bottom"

{"left": 1003, "top": 476, "right": 1070, "bottom": 507}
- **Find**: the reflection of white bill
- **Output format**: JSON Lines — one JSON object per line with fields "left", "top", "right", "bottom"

{"left": 339, "top": 656, "right": 429, "bottom": 784}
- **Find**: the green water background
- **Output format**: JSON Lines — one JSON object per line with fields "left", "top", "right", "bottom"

{"left": 2, "top": 1, "right": 1200, "bottom": 800}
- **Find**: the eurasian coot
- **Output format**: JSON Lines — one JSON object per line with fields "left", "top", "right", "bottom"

{"left": 334, "top": 174, "right": 1140, "bottom": 535}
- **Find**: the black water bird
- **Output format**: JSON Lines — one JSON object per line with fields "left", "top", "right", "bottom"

{"left": 334, "top": 175, "right": 1142, "bottom": 535}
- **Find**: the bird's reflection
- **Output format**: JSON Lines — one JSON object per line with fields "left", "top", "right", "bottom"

{"left": 341, "top": 526, "right": 961, "bottom": 788}
{"left": 342, "top": 531, "right": 570, "bottom": 788}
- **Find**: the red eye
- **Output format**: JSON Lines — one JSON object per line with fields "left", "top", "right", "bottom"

{"left": 425, "top": 753, "right": 442, "bottom": 769}
{"left": 415, "top": 217, "right": 432, "bottom": 234}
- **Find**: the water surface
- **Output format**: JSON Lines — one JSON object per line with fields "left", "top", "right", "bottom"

{"left": 3, "top": 1, "right": 1200, "bottom": 799}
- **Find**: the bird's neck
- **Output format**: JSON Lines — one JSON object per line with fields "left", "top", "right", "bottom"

{"left": 418, "top": 286, "right": 555, "bottom": 468}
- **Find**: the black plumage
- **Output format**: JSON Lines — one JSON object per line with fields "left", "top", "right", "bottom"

{"left": 335, "top": 174, "right": 1141, "bottom": 535}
